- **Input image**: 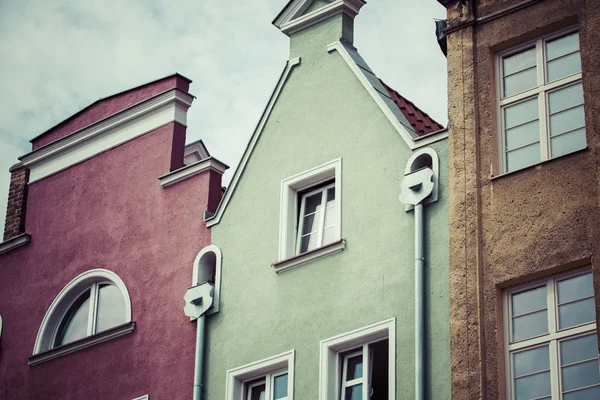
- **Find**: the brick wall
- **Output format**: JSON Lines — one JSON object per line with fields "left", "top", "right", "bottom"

{"left": 3, "top": 166, "right": 29, "bottom": 241}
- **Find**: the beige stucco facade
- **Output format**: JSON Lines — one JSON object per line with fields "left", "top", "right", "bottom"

{"left": 440, "top": 0, "right": 600, "bottom": 399}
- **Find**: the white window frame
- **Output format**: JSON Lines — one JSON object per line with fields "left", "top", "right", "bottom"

{"left": 192, "top": 244, "right": 222, "bottom": 315}
{"left": 503, "top": 268, "right": 598, "bottom": 400}
{"left": 244, "top": 369, "right": 289, "bottom": 400}
{"left": 295, "top": 182, "right": 336, "bottom": 254}
{"left": 225, "top": 350, "right": 295, "bottom": 400}
{"left": 319, "top": 318, "right": 396, "bottom": 400}
{"left": 278, "top": 158, "right": 342, "bottom": 261}
{"left": 33, "top": 268, "right": 132, "bottom": 354}
{"left": 496, "top": 27, "right": 584, "bottom": 174}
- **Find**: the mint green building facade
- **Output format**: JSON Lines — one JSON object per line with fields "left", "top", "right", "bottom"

{"left": 201, "top": 1, "right": 451, "bottom": 399}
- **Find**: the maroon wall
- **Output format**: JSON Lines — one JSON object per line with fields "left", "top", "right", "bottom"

{"left": 0, "top": 120, "right": 216, "bottom": 399}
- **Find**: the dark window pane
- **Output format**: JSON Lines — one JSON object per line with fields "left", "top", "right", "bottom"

{"left": 514, "top": 371, "right": 551, "bottom": 400}
{"left": 249, "top": 383, "right": 266, "bottom": 400}
{"left": 55, "top": 289, "right": 91, "bottom": 346}
{"left": 564, "top": 386, "right": 600, "bottom": 400}
{"left": 513, "top": 310, "right": 548, "bottom": 342}
{"left": 346, "top": 355, "right": 363, "bottom": 380}
{"left": 345, "top": 384, "right": 362, "bottom": 400}
{"left": 514, "top": 345, "right": 550, "bottom": 377}
{"left": 562, "top": 359, "right": 600, "bottom": 392}
{"left": 304, "top": 193, "right": 322, "bottom": 215}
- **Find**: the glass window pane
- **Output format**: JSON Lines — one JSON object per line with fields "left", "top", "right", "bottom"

{"left": 514, "top": 371, "right": 551, "bottom": 400}
{"left": 561, "top": 334, "right": 599, "bottom": 366}
{"left": 559, "top": 298, "right": 595, "bottom": 329}
{"left": 55, "top": 290, "right": 91, "bottom": 346}
{"left": 505, "top": 120, "right": 540, "bottom": 151}
{"left": 346, "top": 355, "right": 363, "bottom": 381}
{"left": 345, "top": 384, "right": 362, "bottom": 400}
{"left": 304, "top": 193, "right": 322, "bottom": 216}
{"left": 513, "top": 345, "right": 550, "bottom": 377}
{"left": 273, "top": 374, "right": 288, "bottom": 399}
{"left": 249, "top": 384, "right": 266, "bottom": 400}
{"left": 546, "top": 32, "right": 580, "bottom": 61}
{"left": 512, "top": 286, "right": 547, "bottom": 316}
{"left": 548, "top": 83, "right": 584, "bottom": 114}
{"left": 503, "top": 47, "right": 536, "bottom": 75}
{"left": 551, "top": 129, "right": 587, "bottom": 158}
{"left": 300, "top": 232, "right": 319, "bottom": 253}
{"left": 512, "top": 310, "right": 548, "bottom": 342}
{"left": 557, "top": 273, "right": 594, "bottom": 304}
{"left": 549, "top": 106, "right": 585, "bottom": 136}
{"left": 301, "top": 212, "right": 319, "bottom": 235}
{"left": 507, "top": 143, "right": 541, "bottom": 173}
{"left": 564, "top": 386, "right": 600, "bottom": 400}
{"left": 562, "top": 359, "right": 600, "bottom": 392}
{"left": 504, "top": 68, "right": 537, "bottom": 97}
{"left": 327, "top": 187, "right": 335, "bottom": 203}
{"left": 547, "top": 52, "right": 581, "bottom": 82}
{"left": 504, "top": 98, "right": 539, "bottom": 129}
{"left": 96, "top": 284, "right": 126, "bottom": 333}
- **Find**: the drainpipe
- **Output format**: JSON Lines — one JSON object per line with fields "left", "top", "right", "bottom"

{"left": 184, "top": 282, "right": 214, "bottom": 400}
{"left": 399, "top": 166, "right": 435, "bottom": 400}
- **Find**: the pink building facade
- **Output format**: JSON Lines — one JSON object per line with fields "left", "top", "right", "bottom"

{"left": 0, "top": 74, "right": 227, "bottom": 399}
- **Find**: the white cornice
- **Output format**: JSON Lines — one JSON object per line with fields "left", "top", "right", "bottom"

{"left": 20, "top": 89, "right": 194, "bottom": 184}
{"left": 206, "top": 57, "right": 301, "bottom": 228}
{"left": 158, "top": 157, "right": 229, "bottom": 187}
{"left": 274, "top": 0, "right": 366, "bottom": 36}
{"left": 0, "top": 233, "right": 30, "bottom": 255}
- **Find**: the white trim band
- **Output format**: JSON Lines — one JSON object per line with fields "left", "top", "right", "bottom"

{"left": 273, "top": 239, "right": 346, "bottom": 273}
{"left": 159, "top": 157, "right": 229, "bottom": 187}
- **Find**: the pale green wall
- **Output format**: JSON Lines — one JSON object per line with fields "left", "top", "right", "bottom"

{"left": 206, "top": 14, "right": 450, "bottom": 400}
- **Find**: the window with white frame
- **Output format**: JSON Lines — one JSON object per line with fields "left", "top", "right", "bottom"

{"left": 504, "top": 269, "right": 599, "bottom": 400}
{"left": 319, "top": 318, "right": 395, "bottom": 400}
{"left": 498, "top": 29, "right": 586, "bottom": 173}
{"left": 278, "top": 159, "right": 342, "bottom": 262}
{"left": 225, "top": 350, "right": 294, "bottom": 400}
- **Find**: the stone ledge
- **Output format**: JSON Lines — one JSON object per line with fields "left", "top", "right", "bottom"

{"left": 0, "top": 233, "right": 31, "bottom": 255}
{"left": 272, "top": 239, "right": 346, "bottom": 274}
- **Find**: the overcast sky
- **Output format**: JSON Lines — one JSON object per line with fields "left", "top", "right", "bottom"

{"left": 0, "top": 0, "right": 447, "bottom": 233}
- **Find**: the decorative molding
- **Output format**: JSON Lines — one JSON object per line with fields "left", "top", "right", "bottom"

{"left": 225, "top": 350, "right": 295, "bottom": 400}
{"left": 191, "top": 244, "right": 223, "bottom": 316}
{"left": 205, "top": 58, "right": 302, "bottom": 228}
{"left": 326, "top": 41, "right": 448, "bottom": 149}
{"left": 0, "top": 233, "right": 30, "bottom": 255}
{"left": 274, "top": 0, "right": 366, "bottom": 36}
{"left": 159, "top": 157, "right": 229, "bottom": 188}
{"left": 19, "top": 88, "right": 194, "bottom": 184}
{"left": 404, "top": 148, "right": 440, "bottom": 211}
{"left": 319, "top": 318, "right": 396, "bottom": 400}
{"left": 28, "top": 322, "right": 135, "bottom": 366}
{"left": 273, "top": 239, "right": 346, "bottom": 273}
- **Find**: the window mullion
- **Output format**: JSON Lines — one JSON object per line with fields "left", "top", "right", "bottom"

{"left": 539, "top": 91, "right": 550, "bottom": 161}
{"left": 363, "top": 344, "right": 370, "bottom": 399}
{"left": 266, "top": 373, "right": 273, "bottom": 400}
{"left": 295, "top": 195, "right": 308, "bottom": 254}
{"left": 550, "top": 340, "right": 560, "bottom": 400}
{"left": 87, "top": 283, "right": 98, "bottom": 335}
{"left": 316, "top": 189, "right": 327, "bottom": 247}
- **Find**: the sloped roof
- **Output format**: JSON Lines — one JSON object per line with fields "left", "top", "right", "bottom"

{"left": 380, "top": 80, "right": 444, "bottom": 136}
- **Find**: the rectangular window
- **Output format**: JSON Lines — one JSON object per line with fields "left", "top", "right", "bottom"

{"left": 498, "top": 29, "right": 585, "bottom": 173}
{"left": 245, "top": 370, "right": 289, "bottom": 400}
{"left": 296, "top": 182, "right": 337, "bottom": 254}
{"left": 339, "top": 340, "right": 388, "bottom": 400}
{"left": 504, "top": 269, "right": 599, "bottom": 399}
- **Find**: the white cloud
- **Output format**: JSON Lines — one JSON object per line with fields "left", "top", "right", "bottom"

{"left": 0, "top": 0, "right": 447, "bottom": 233}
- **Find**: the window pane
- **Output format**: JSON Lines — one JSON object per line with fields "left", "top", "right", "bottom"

{"left": 273, "top": 374, "right": 288, "bottom": 399}
{"left": 559, "top": 298, "right": 595, "bottom": 329}
{"left": 249, "top": 384, "right": 266, "bottom": 400}
{"left": 546, "top": 32, "right": 580, "bottom": 61}
{"left": 507, "top": 143, "right": 541, "bottom": 173}
{"left": 514, "top": 371, "right": 551, "bottom": 400}
{"left": 300, "top": 232, "right": 319, "bottom": 253}
{"left": 512, "top": 310, "right": 548, "bottom": 342}
{"left": 551, "top": 129, "right": 587, "bottom": 158}
{"left": 548, "top": 83, "right": 584, "bottom": 114}
{"left": 327, "top": 187, "right": 335, "bottom": 203}
{"left": 304, "top": 193, "right": 322, "bottom": 216}
{"left": 547, "top": 52, "right": 581, "bottom": 82}
{"left": 346, "top": 355, "right": 363, "bottom": 381}
{"left": 564, "top": 386, "right": 600, "bottom": 400}
{"left": 512, "top": 286, "right": 547, "bottom": 317}
{"left": 514, "top": 345, "right": 550, "bottom": 377}
{"left": 504, "top": 98, "right": 539, "bottom": 129}
{"left": 504, "top": 68, "right": 537, "bottom": 97}
{"left": 561, "top": 334, "right": 599, "bottom": 366}
{"left": 557, "top": 273, "right": 594, "bottom": 304}
{"left": 96, "top": 284, "right": 126, "bottom": 333}
{"left": 503, "top": 47, "right": 536, "bottom": 75}
{"left": 344, "top": 384, "right": 362, "bottom": 400}
{"left": 549, "top": 106, "right": 585, "bottom": 136}
{"left": 301, "top": 212, "right": 319, "bottom": 235}
{"left": 55, "top": 290, "right": 91, "bottom": 346}
{"left": 562, "top": 360, "right": 600, "bottom": 392}
{"left": 505, "top": 120, "right": 540, "bottom": 151}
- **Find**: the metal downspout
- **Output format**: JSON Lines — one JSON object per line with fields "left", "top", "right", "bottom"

{"left": 414, "top": 203, "right": 425, "bottom": 400}
{"left": 193, "top": 314, "right": 206, "bottom": 400}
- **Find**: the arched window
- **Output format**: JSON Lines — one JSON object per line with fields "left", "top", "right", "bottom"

{"left": 33, "top": 269, "right": 132, "bottom": 355}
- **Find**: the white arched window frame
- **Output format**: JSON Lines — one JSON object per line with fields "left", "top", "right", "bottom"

{"left": 404, "top": 148, "right": 440, "bottom": 211}
{"left": 192, "top": 245, "right": 222, "bottom": 315}
{"left": 33, "top": 269, "right": 132, "bottom": 356}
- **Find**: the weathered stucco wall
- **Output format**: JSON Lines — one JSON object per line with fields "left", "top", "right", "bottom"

{"left": 444, "top": 0, "right": 600, "bottom": 399}
{"left": 208, "top": 15, "right": 451, "bottom": 400}
{"left": 0, "top": 122, "right": 215, "bottom": 399}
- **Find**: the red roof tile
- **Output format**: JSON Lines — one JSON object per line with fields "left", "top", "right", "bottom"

{"left": 380, "top": 79, "right": 444, "bottom": 136}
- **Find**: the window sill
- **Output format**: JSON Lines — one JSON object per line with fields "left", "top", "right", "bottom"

{"left": 28, "top": 321, "right": 135, "bottom": 366}
{"left": 0, "top": 233, "right": 30, "bottom": 255}
{"left": 272, "top": 239, "right": 346, "bottom": 274}
{"left": 491, "top": 147, "right": 589, "bottom": 181}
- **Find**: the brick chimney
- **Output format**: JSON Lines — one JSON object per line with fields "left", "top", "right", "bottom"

{"left": 3, "top": 164, "right": 29, "bottom": 241}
